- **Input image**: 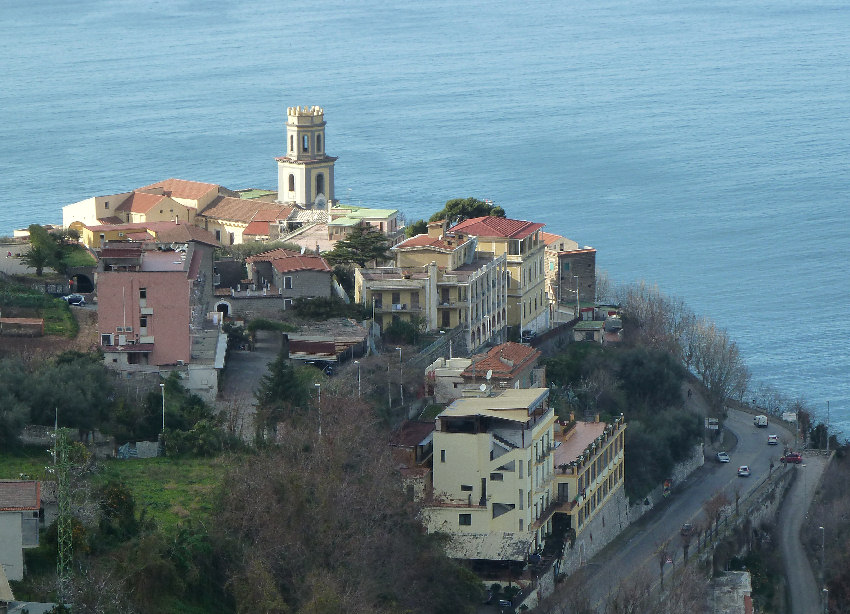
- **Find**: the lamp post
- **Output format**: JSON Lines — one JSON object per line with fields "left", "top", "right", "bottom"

{"left": 354, "top": 360, "right": 361, "bottom": 397}
{"left": 395, "top": 347, "right": 403, "bottom": 407}
{"left": 159, "top": 383, "right": 165, "bottom": 433}
{"left": 574, "top": 275, "right": 580, "bottom": 319}
{"left": 315, "top": 383, "right": 321, "bottom": 436}
{"left": 823, "top": 587, "right": 829, "bottom": 613}
{"left": 820, "top": 526, "right": 825, "bottom": 583}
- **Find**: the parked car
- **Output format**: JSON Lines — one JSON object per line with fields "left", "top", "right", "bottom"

{"left": 521, "top": 329, "right": 536, "bottom": 343}
{"left": 716, "top": 451, "right": 731, "bottom": 463}
{"left": 780, "top": 452, "right": 803, "bottom": 464}
{"left": 767, "top": 434, "right": 779, "bottom": 445}
{"left": 61, "top": 294, "right": 86, "bottom": 306}
{"left": 737, "top": 465, "right": 751, "bottom": 477}
{"left": 680, "top": 523, "right": 694, "bottom": 537}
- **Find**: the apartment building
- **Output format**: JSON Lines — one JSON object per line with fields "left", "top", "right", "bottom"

{"left": 450, "top": 216, "right": 548, "bottom": 336}
{"left": 425, "top": 388, "right": 557, "bottom": 558}
{"left": 355, "top": 220, "right": 508, "bottom": 351}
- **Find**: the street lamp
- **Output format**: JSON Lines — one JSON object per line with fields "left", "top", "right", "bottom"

{"left": 395, "top": 347, "right": 403, "bottom": 406}
{"left": 820, "top": 526, "right": 825, "bottom": 583}
{"left": 823, "top": 587, "right": 829, "bottom": 613}
{"left": 354, "top": 360, "right": 361, "bottom": 398}
{"left": 315, "top": 383, "right": 321, "bottom": 436}
{"left": 574, "top": 275, "right": 580, "bottom": 319}
{"left": 159, "top": 383, "right": 165, "bottom": 433}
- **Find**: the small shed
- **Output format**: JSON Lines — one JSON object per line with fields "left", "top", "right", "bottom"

{"left": 0, "top": 317, "right": 44, "bottom": 337}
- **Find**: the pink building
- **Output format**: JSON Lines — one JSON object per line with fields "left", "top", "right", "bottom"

{"left": 97, "top": 233, "right": 218, "bottom": 370}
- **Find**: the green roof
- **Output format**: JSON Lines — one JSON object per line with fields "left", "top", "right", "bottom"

{"left": 331, "top": 205, "right": 397, "bottom": 219}
{"left": 328, "top": 216, "right": 360, "bottom": 227}
{"left": 239, "top": 189, "right": 277, "bottom": 199}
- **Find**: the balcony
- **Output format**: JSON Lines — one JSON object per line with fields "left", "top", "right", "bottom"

{"left": 375, "top": 303, "right": 421, "bottom": 313}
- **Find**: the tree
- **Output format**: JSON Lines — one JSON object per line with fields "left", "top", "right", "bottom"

{"left": 323, "top": 224, "right": 391, "bottom": 268}
{"left": 405, "top": 219, "right": 428, "bottom": 237}
{"left": 428, "top": 197, "right": 505, "bottom": 225}
{"left": 20, "top": 243, "right": 52, "bottom": 276}
{"left": 691, "top": 319, "right": 750, "bottom": 410}
{"left": 254, "top": 348, "right": 313, "bottom": 439}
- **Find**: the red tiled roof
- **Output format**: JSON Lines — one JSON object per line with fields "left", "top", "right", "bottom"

{"left": 450, "top": 216, "right": 545, "bottom": 239}
{"left": 114, "top": 192, "right": 166, "bottom": 214}
{"left": 462, "top": 342, "right": 541, "bottom": 379}
{"left": 252, "top": 207, "right": 293, "bottom": 223}
{"left": 246, "top": 248, "right": 301, "bottom": 263}
{"left": 272, "top": 254, "right": 331, "bottom": 273}
{"left": 0, "top": 481, "right": 40, "bottom": 511}
{"left": 137, "top": 178, "right": 221, "bottom": 201}
{"left": 100, "top": 246, "right": 144, "bottom": 258}
{"left": 243, "top": 221, "right": 272, "bottom": 236}
{"left": 155, "top": 223, "right": 221, "bottom": 247}
{"left": 540, "top": 231, "right": 566, "bottom": 247}
{"left": 96, "top": 216, "right": 124, "bottom": 225}
{"left": 200, "top": 196, "right": 290, "bottom": 224}
{"left": 394, "top": 234, "right": 458, "bottom": 251}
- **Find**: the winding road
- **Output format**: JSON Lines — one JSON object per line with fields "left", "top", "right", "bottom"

{"left": 547, "top": 402, "right": 825, "bottom": 612}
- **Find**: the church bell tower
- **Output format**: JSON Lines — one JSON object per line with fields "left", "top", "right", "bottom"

{"left": 277, "top": 105, "right": 336, "bottom": 209}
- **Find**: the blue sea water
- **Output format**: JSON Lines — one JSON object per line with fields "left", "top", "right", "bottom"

{"left": 1, "top": 0, "right": 848, "bottom": 435}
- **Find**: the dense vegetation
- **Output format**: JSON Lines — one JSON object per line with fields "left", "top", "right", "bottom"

{"left": 546, "top": 342, "right": 702, "bottom": 500}
{"left": 405, "top": 196, "right": 505, "bottom": 237}
{"left": 20, "top": 224, "right": 94, "bottom": 276}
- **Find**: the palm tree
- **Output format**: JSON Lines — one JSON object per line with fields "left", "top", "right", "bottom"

{"left": 20, "top": 244, "right": 51, "bottom": 276}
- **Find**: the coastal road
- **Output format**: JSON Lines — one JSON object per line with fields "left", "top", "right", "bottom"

{"left": 548, "top": 407, "right": 797, "bottom": 612}
{"left": 778, "top": 453, "right": 829, "bottom": 614}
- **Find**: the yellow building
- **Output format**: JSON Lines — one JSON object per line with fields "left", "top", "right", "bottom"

{"left": 551, "top": 416, "right": 626, "bottom": 538}
{"left": 276, "top": 105, "right": 336, "bottom": 208}
{"left": 450, "top": 216, "right": 548, "bottom": 337}
{"left": 425, "top": 388, "right": 557, "bottom": 555}
{"left": 355, "top": 220, "right": 508, "bottom": 351}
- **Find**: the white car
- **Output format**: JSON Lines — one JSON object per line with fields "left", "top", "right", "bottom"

{"left": 737, "top": 465, "right": 751, "bottom": 477}
{"left": 767, "top": 434, "right": 778, "bottom": 445}
{"left": 716, "top": 451, "right": 730, "bottom": 463}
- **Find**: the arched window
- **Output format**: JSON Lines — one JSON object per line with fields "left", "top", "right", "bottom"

{"left": 288, "top": 174, "right": 295, "bottom": 192}
{"left": 316, "top": 174, "right": 324, "bottom": 196}
{"left": 316, "top": 134, "right": 322, "bottom": 152}
{"left": 302, "top": 135, "right": 309, "bottom": 152}
{"left": 290, "top": 135, "right": 294, "bottom": 152}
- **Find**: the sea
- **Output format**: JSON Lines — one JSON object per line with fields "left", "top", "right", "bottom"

{"left": 1, "top": 0, "right": 847, "bottom": 436}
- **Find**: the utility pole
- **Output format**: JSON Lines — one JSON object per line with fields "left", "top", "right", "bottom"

{"left": 396, "top": 347, "right": 403, "bottom": 407}
{"left": 55, "top": 425, "right": 72, "bottom": 605}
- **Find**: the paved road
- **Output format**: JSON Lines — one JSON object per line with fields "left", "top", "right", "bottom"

{"left": 779, "top": 454, "right": 829, "bottom": 614}
{"left": 215, "top": 329, "right": 282, "bottom": 440}
{"left": 550, "top": 407, "right": 798, "bottom": 611}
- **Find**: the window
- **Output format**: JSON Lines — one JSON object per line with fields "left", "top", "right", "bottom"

{"left": 373, "top": 294, "right": 383, "bottom": 309}
{"left": 139, "top": 316, "right": 148, "bottom": 329}
{"left": 139, "top": 288, "right": 147, "bottom": 299}
{"left": 215, "top": 229, "right": 221, "bottom": 241}
{"left": 229, "top": 232, "right": 234, "bottom": 245}
{"left": 316, "top": 173, "right": 324, "bottom": 196}
{"left": 288, "top": 174, "right": 295, "bottom": 191}
{"left": 410, "top": 291, "right": 419, "bottom": 308}
{"left": 519, "top": 519, "right": 524, "bottom": 531}
{"left": 316, "top": 134, "right": 322, "bottom": 152}
{"left": 489, "top": 473, "right": 504, "bottom": 481}
{"left": 440, "top": 450, "right": 446, "bottom": 463}
{"left": 290, "top": 135, "right": 294, "bottom": 152}
{"left": 101, "top": 334, "right": 113, "bottom": 346}
{"left": 283, "top": 299, "right": 293, "bottom": 310}
{"left": 302, "top": 134, "right": 309, "bottom": 152}
{"left": 391, "top": 292, "right": 400, "bottom": 304}
{"left": 283, "top": 276, "right": 293, "bottom": 289}
{"left": 461, "top": 484, "right": 473, "bottom": 492}
{"left": 458, "top": 514, "right": 471, "bottom": 526}
{"left": 519, "top": 489, "right": 524, "bottom": 510}
{"left": 104, "top": 201, "right": 109, "bottom": 209}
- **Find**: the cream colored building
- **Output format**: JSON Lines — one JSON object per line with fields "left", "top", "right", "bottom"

{"left": 276, "top": 105, "right": 336, "bottom": 208}
{"left": 355, "top": 220, "right": 508, "bottom": 351}
{"left": 424, "top": 388, "right": 557, "bottom": 555}
{"left": 450, "top": 216, "right": 548, "bottom": 336}
{"left": 551, "top": 416, "right": 626, "bottom": 538}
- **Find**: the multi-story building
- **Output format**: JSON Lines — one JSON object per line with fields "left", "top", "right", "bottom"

{"left": 276, "top": 105, "right": 336, "bottom": 208}
{"left": 96, "top": 231, "right": 225, "bottom": 402}
{"left": 424, "top": 388, "right": 557, "bottom": 556}
{"left": 355, "top": 220, "right": 508, "bottom": 351}
{"left": 450, "top": 216, "right": 548, "bottom": 336}
{"left": 557, "top": 247, "right": 597, "bottom": 317}
{"left": 540, "top": 232, "right": 579, "bottom": 321}
{"left": 551, "top": 415, "right": 626, "bottom": 562}
{"left": 245, "top": 248, "right": 333, "bottom": 310}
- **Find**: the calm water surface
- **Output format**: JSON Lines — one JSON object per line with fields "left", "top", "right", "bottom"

{"left": 1, "top": 0, "right": 847, "bottom": 433}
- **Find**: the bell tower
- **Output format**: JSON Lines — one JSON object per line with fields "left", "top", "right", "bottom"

{"left": 277, "top": 105, "right": 337, "bottom": 209}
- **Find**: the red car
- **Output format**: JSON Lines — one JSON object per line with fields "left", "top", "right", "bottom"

{"left": 780, "top": 452, "right": 803, "bottom": 464}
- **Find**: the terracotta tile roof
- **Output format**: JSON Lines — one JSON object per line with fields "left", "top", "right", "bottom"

{"left": 450, "top": 216, "right": 545, "bottom": 239}
{"left": 200, "top": 197, "right": 290, "bottom": 225}
{"left": 272, "top": 254, "right": 331, "bottom": 273}
{"left": 390, "top": 421, "right": 435, "bottom": 448}
{"left": 247, "top": 248, "right": 331, "bottom": 273}
{"left": 0, "top": 481, "right": 40, "bottom": 511}
{"left": 243, "top": 221, "right": 272, "bottom": 236}
{"left": 100, "top": 246, "right": 144, "bottom": 258}
{"left": 155, "top": 223, "right": 221, "bottom": 248}
{"left": 137, "top": 178, "right": 221, "bottom": 201}
{"left": 114, "top": 192, "right": 166, "bottom": 214}
{"left": 394, "top": 234, "right": 457, "bottom": 251}
{"left": 462, "top": 342, "right": 541, "bottom": 380}
{"left": 97, "top": 216, "right": 124, "bottom": 225}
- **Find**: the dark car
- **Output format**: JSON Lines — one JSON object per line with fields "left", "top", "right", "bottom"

{"left": 61, "top": 294, "right": 86, "bottom": 306}
{"left": 521, "top": 330, "right": 536, "bottom": 343}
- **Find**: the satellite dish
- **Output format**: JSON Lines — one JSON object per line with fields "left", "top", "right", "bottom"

{"left": 486, "top": 369, "right": 492, "bottom": 381}
{"left": 479, "top": 384, "right": 487, "bottom": 392}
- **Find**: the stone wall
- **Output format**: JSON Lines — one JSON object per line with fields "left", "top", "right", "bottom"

{"left": 559, "top": 485, "right": 630, "bottom": 577}
{"left": 226, "top": 295, "right": 286, "bottom": 319}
